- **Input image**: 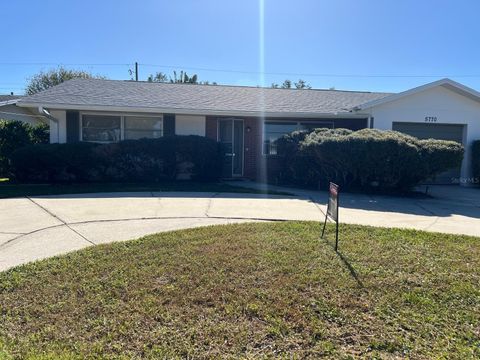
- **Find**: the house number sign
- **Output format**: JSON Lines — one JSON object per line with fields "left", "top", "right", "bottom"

{"left": 425, "top": 116, "right": 437, "bottom": 122}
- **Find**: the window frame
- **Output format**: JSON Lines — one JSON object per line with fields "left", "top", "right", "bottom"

{"left": 263, "top": 120, "right": 335, "bottom": 155}
{"left": 124, "top": 115, "right": 164, "bottom": 140}
{"left": 80, "top": 113, "right": 122, "bottom": 143}
{"left": 79, "top": 112, "right": 164, "bottom": 143}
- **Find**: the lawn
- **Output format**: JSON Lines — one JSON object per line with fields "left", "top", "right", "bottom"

{"left": 0, "top": 222, "right": 479, "bottom": 359}
{"left": 0, "top": 181, "right": 287, "bottom": 199}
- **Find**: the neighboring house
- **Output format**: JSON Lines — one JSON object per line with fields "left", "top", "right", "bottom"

{"left": 0, "top": 95, "right": 46, "bottom": 125}
{"left": 16, "top": 78, "right": 480, "bottom": 185}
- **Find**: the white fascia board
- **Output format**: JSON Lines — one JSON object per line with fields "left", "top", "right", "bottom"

{"left": 16, "top": 102, "right": 369, "bottom": 119}
{"left": 357, "top": 78, "right": 480, "bottom": 110}
{"left": 0, "top": 99, "right": 20, "bottom": 107}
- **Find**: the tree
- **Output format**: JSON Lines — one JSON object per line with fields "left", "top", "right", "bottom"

{"left": 147, "top": 70, "right": 217, "bottom": 85}
{"left": 271, "top": 79, "right": 312, "bottom": 89}
{"left": 171, "top": 70, "right": 197, "bottom": 84}
{"left": 282, "top": 80, "right": 292, "bottom": 89}
{"left": 294, "top": 79, "right": 311, "bottom": 89}
{"left": 198, "top": 80, "right": 218, "bottom": 85}
{"left": 25, "top": 67, "right": 104, "bottom": 95}
{"left": 147, "top": 72, "right": 169, "bottom": 83}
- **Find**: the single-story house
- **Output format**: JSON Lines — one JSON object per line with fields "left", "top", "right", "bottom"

{"left": 16, "top": 78, "right": 480, "bottom": 185}
{"left": 0, "top": 95, "right": 46, "bottom": 125}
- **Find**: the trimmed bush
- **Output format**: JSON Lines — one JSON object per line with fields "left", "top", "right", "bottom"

{"left": 28, "top": 122, "right": 50, "bottom": 144}
{"left": 473, "top": 140, "right": 480, "bottom": 186}
{"left": 10, "top": 136, "right": 223, "bottom": 183}
{"left": 276, "top": 128, "right": 464, "bottom": 191}
{"left": 0, "top": 120, "right": 49, "bottom": 177}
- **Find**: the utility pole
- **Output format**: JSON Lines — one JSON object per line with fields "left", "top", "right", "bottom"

{"left": 135, "top": 62, "right": 139, "bottom": 81}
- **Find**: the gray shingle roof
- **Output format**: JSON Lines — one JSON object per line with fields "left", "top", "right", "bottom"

{"left": 18, "top": 79, "right": 392, "bottom": 115}
{"left": 0, "top": 95, "right": 22, "bottom": 103}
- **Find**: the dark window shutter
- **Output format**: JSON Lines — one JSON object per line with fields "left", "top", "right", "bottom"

{"left": 66, "top": 111, "right": 80, "bottom": 143}
{"left": 163, "top": 114, "right": 175, "bottom": 136}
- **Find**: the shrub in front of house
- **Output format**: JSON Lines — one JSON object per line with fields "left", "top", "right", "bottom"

{"left": 10, "top": 135, "right": 223, "bottom": 183}
{"left": 27, "top": 122, "right": 50, "bottom": 144}
{"left": 0, "top": 120, "right": 49, "bottom": 177}
{"left": 276, "top": 128, "right": 464, "bottom": 191}
{"left": 472, "top": 140, "right": 480, "bottom": 186}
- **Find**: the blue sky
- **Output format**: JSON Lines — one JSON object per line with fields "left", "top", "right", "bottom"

{"left": 2, "top": 0, "right": 480, "bottom": 94}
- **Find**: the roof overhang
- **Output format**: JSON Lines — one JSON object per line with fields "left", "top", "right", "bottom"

{"left": 0, "top": 99, "right": 20, "bottom": 107}
{"left": 355, "top": 78, "right": 480, "bottom": 110}
{"left": 16, "top": 102, "right": 369, "bottom": 119}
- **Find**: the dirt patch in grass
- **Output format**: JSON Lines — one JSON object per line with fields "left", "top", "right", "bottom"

{"left": 0, "top": 222, "right": 479, "bottom": 358}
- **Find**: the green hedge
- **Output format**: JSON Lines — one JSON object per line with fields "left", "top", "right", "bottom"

{"left": 473, "top": 140, "right": 480, "bottom": 186}
{"left": 10, "top": 136, "right": 223, "bottom": 183}
{"left": 276, "top": 128, "right": 464, "bottom": 191}
{"left": 0, "top": 120, "right": 49, "bottom": 177}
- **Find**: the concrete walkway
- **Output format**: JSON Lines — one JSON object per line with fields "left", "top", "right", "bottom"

{"left": 1, "top": 185, "right": 479, "bottom": 271}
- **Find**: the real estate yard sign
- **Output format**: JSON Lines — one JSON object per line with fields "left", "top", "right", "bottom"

{"left": 321, "top": 182, "right": 340, "bottom": 251}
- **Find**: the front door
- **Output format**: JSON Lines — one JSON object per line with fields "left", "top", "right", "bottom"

{"left": 218, "top": 119, "right": 244, "bottom": 177}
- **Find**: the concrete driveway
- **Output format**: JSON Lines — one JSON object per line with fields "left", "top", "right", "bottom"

{"left": 1, "top": 185, "right": 479, "bottom": 271}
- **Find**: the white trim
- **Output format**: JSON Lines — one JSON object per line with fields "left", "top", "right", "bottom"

{"left": 17, "top": 102, "right": 368, "bottom": 119}
{"left": 0, "top": 99, "right": 20, "bottom": 107}
{"left": 356, "top": 78, "right": 480, "bottom": 110}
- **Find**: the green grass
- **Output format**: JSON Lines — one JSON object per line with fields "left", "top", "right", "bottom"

{"left": 0, "top": 181, "right": 288, "bottom": 198}
{"left": 0, "top": 222, "right": 479, "bottom": 359}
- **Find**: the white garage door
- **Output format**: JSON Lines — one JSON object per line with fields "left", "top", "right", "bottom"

{"left": 392, "top": 122, "right": 464, "bottom": 184}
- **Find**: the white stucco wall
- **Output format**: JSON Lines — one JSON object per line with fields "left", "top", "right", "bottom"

{"left": 175, "top": 115, "right": 206, "bottom": 136}
{"left": 363, "top": 86, "right": 480, "bottom": 184}
{"left": 49, "top": 110, "right": 67, "bottom": 143}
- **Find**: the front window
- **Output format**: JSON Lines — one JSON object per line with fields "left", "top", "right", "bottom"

{"left": 82, "top": 114, "right": 121, "bottom": 142}
{"left": 124, "top": 116, "right": 163, "bottom": 139}
{"left": 263, "top": 122, "right": 297, "bottom": 155}
{"left": 81, "top": 113, "right": 163, "bottom": 142}
{"left": 263, "top": 121, "right": 334, "bottom": 155}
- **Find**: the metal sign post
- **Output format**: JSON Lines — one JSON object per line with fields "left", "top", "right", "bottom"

{"left": 321, "top": 182, "right": 340, "bottom": 251}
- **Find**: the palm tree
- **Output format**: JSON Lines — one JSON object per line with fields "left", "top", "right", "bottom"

{"left": 171, "top": 70, "right": 198, "bottom": 84}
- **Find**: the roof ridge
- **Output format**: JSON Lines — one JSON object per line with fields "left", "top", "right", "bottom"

{"left": 68, "top": 78, "right": 392, "bottom": 95}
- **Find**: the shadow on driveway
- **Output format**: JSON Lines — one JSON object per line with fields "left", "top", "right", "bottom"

{"left": 27, "top": 183, "right": 480, "bottom": 220}
{"left": 227, "top": 182, "right": 480, "bottom": 220}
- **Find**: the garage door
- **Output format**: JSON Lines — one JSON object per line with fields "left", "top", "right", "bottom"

{"left": 392, "top": 122, "right": 464, "bottom": 184}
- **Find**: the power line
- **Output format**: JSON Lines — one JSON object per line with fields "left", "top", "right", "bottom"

{"left": 0, "top": 62, "right": 132, "bottom": 67}
{"left": 139, "top": 63, "right": 480, "bottom": 79}
{"left": 1, "top": 61, "right": 480, "bottom": 79}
